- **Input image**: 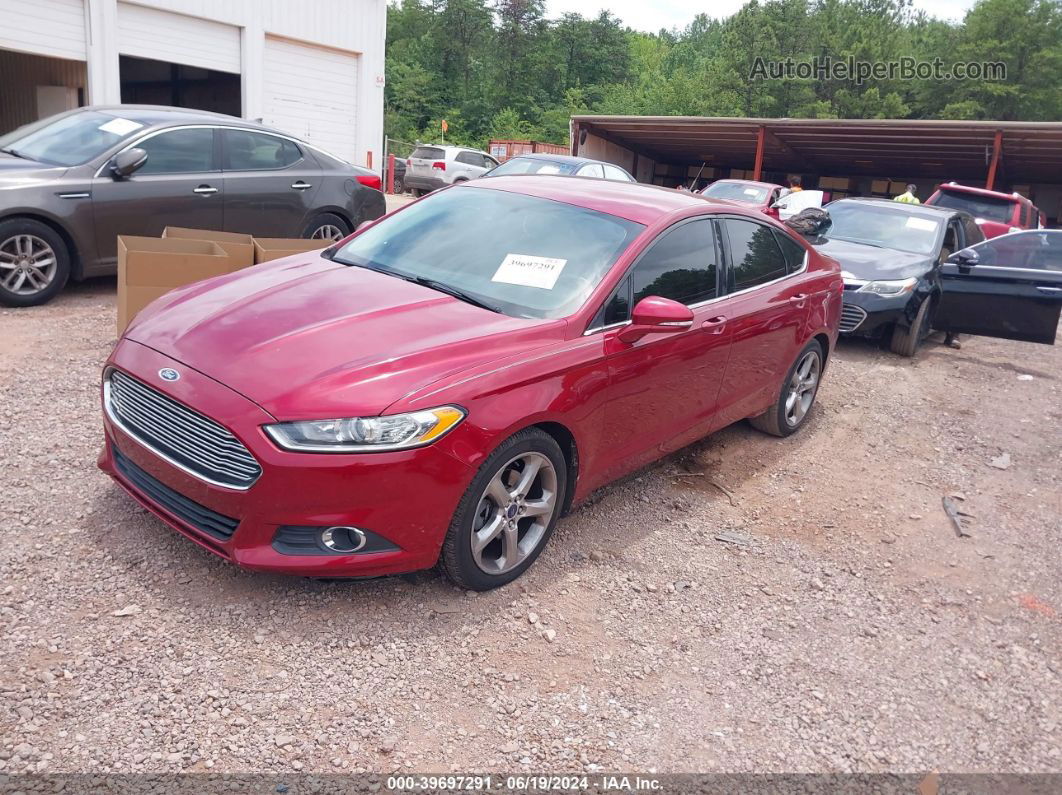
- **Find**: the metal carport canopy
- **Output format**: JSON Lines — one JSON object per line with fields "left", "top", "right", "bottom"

{"left": 570, "top": 115, "right": 1062, "bottom": 186}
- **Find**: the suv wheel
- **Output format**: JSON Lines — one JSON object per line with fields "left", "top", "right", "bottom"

{"left": 0, "top": 218, "right": 70, "bottom": 307}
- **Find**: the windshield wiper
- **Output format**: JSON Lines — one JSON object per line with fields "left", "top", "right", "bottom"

{"left": 406, "top": 275, "right": 501, "bottom": 313}
{"left": 0, "top": 147, "right": 28, "bottom": 160}
{"left": 330, "top": 255, "right": 501, "bottom": 313}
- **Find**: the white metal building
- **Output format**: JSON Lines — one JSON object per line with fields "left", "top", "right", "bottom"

{"left": 0, "top": 0, "right": 386, "bottom": 169}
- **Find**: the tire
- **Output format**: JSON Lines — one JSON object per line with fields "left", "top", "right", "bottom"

{"left": 0, "top": 218, "right": 70, "bottom": 308}
{"left": 301, "top": 213, "right": 350, "bottom": 243}
{"left": 411, "top": 188, "right": 424, "bottom": 198}
{"left": 439, "top": 428, "right": 568, "bottom": 591}
{"left": 889, "top": 296, "right": 931, "bottom": 357}
{"left": 749, "top": 340, "right": 824, "bottom": 438}
{"left": 393, "top": 176, "right": 405, "bottom": 194}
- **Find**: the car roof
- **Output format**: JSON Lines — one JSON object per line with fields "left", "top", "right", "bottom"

{"left": 463, "top": 174, "right": 715, "bottom": 224}
{"left": 78, "top": 104, "right": 270, "bottom": 130}
{"left": 708, "top": 178, "right": 782, "bottom": 190}
{"left": 936, "top": 182, "right": 1029, "bottom": 204}
{"left": 508, "top": 153, "right": 597, "bottom": 166}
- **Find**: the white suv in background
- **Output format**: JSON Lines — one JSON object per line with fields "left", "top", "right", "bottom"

{"left": 405, "top": 144, "right": 500, "bottom": 196}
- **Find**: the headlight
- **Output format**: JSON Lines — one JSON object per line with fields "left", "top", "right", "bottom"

{"left": 265, "top": 406, "right": 466, "bottom": 452}
{"left": 857, "top": 277, "right": 917, "bottom": 296}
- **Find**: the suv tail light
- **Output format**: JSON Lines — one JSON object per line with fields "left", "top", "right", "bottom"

{"left": 355, "top": 174, "right": 382, "bottom": 191}
{"left": 432, "top": 161, "right": 446, "bottom": 172}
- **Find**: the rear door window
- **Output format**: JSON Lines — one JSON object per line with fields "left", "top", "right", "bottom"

{"left": 773, "top": 229, "right": 807, "bottom": 273}
{"left": 724, "top": 218, "right": 788, "bottom": 291}
{"left": 223, "top": 130, "right": 301, "bottom": 170}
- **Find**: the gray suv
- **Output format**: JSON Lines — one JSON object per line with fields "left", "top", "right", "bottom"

{"left": 0, "top": 105, "right": 386, "bottom": 306}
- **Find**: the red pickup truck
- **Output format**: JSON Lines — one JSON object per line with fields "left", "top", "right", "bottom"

{"left": 925, "top": 182, "right": 1045, "bottom": 239}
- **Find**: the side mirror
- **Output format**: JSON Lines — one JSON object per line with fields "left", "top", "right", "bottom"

{"left": 947, "top": 247, "right": 980, "bottom": 268}
{"left": 110, "top": 148, "right": 147, "bottom": 179}
{"left": 617, "top": 296, "right": 694, "bottom": 343}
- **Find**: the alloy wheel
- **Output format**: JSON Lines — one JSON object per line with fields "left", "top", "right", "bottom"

{"left": 311, "top": 224, "right": 344, "bottom": 242}
{"left": 0, "top": 234, "right": 57, "bottom": 296}
{"left": 784, "top": 349, "right": 821, "bottom": 427}
{"left": 470, "top": 452, "right": 558, "bottom": 575}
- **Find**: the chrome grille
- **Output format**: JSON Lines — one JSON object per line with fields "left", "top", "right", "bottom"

{"left": 839, "top": 303, "right": 868, "bottom": 333}
{"left": 106, "top": 370, "right": 261, "bottom": 489}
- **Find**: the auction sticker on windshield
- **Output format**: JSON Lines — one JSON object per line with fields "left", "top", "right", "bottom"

{"left": 492, "top": 253, "right": 567, "bottom": 290}
{"left": 99, "top": 118, "right": 143, "bottom": 136}
{"left": 905, "top": 217, "right": 937, "bottom": 232}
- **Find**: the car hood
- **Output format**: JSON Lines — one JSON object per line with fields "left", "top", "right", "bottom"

{"left": 0, "top": 154, "right": 67, "bottom": 184}
{"left": 815, "top": 237, "right": 933, "bottom": 281}
{"left": 125, "top": 254, "right": 562, "bottom": 420}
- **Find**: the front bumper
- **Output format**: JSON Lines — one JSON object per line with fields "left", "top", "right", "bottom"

{"left": 97, "top": 341, "right": 475, "bottom": 577}
{"left": 839, "top": 289, "right": 915, "bottom": 337}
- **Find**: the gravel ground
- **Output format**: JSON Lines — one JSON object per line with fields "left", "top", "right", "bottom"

{"left": 1, "top": 279, "right": 1059, "bottom": 777}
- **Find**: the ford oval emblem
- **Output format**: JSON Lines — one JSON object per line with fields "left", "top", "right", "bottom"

{"left": 159, "top": 368, "right": 180, "bottom": 382}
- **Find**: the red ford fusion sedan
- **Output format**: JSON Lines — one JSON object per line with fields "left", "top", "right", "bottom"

{"left": 98, "top": 176, "right": 842, "bottom": 590}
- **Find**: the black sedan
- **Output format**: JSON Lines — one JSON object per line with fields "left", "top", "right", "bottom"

{"left": 818, "top": 199, "right": 984, "bottom": 355}
{"left": 0, "top": 105, "right": 386, "bottom": 306}
{"left": 818, "top": 199, "right": 1060, "bottom": 354}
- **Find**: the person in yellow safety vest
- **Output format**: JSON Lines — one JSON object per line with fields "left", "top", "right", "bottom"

{"left": 894, "top": 184, "right": 920, "bottom": 204}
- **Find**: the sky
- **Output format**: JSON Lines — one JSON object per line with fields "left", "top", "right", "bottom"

{"left": 544, "top": 0, "right": 977, "bottom": 33}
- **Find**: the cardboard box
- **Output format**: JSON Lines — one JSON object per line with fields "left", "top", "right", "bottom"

{"left": 253, "top": 238, "right": 327, "bottom": 264}
{"left": 162, "top": 227, "right": 254, "bottom": 268}
{"left": 117, "top": 236, "right": 234, "bottom": 335}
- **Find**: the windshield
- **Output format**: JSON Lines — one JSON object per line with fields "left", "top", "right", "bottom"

{"left": 930, "top": 190, "right": 1015, "bottom": 224}
{"left": 0, "top": 111, "right": 146, "bottom": 166}
{"left": 702, "top": 182, "right": 769, "bottom": 203}
{"left": 332, "top": 186, "right": 643, "bottom": 319}
{"left": 489, "top": 158, "right": 578, "bottom": 176}
{"left": 824, "top": 202, "right": 942, "bottom": 256}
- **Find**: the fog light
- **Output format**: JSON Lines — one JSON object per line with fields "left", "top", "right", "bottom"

{"left": 320, "top": 526, "right": 367, "bottom": 553}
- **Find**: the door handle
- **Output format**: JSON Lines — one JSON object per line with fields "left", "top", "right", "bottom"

{"left": 291, "top": 181, "right": 312, "bottom": 190}
{"left": 789, "top": 293, "right": 809, "bottom": 305}
{"left": 193, "top": 185, "right": 218, "bottom": 195}
{"left": 701, "top": 316, "right": 728, "bottom": 333}
{"left": 1036, "top": 286, "right": 1062, "bottom": 294}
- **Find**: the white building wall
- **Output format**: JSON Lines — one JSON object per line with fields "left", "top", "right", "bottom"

{"left": 3, "top": 0, "right": 386, "bottom": 169}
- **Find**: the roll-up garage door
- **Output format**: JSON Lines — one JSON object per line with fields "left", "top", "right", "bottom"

{"left": 0, "top": 0, "right": 86, "bottom": 60}
{"left": 262, "top": 36, "right": 358, "bottom": 164}
{"left": 116, "top": 3, "right": 241, "bottom": 74}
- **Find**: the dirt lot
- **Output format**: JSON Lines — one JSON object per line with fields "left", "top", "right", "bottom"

{"left": 1, "top": 278, "right": 1059, "bottom": 777}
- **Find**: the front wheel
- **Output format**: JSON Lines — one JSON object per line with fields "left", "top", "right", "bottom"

{"left": 750, "top": 340, "right": 824, "bottom": 437}
{"left": 0, "top": 218, "right": 70, "bottom": 307}
{"left": 889, "top": 296, "right": 931, "bottom": 357}
{"left": 439, "top": 428, "right": 567, "bottom": 591}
